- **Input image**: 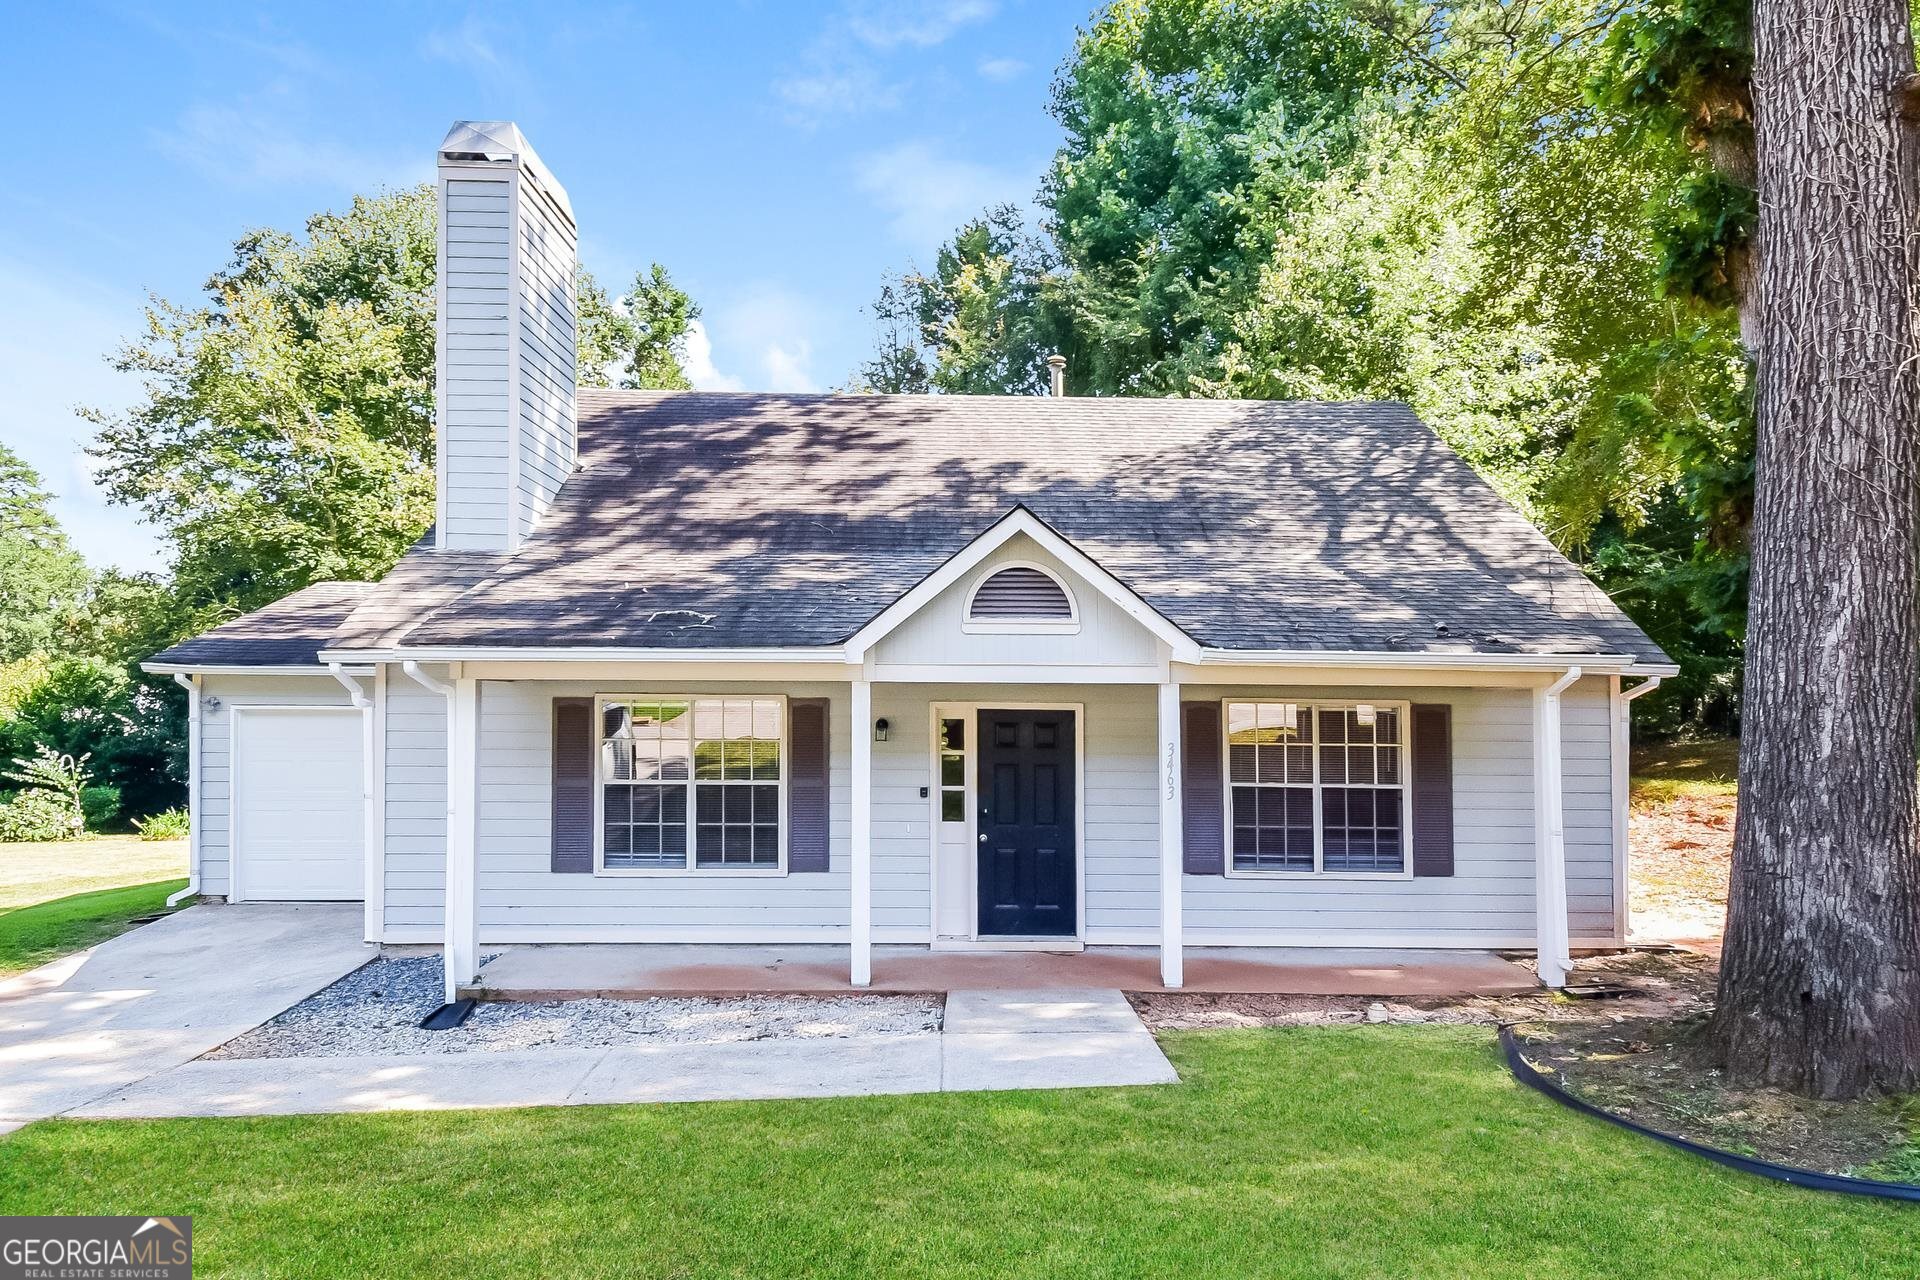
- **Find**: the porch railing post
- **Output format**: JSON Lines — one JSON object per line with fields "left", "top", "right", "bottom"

{"left": 851, "top": 676, "right": 873, "bottom": 987}
{"left": 1157, "top": 680, "right": 1184, "bottom": 988}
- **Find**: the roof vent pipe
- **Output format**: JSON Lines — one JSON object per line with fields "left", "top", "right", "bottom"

{"left": 1046, "top": 354, "right": 1067, "bottom": 397}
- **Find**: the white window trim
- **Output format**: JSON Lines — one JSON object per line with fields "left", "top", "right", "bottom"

{"left": 592, "top": 693, "right": 790, "bottom": 878}
{"left": 961, "top": 560, "right": 1081, "bottom": 635}
{"left": 1221, "top": 698, "right": 1415, "bottom": 882}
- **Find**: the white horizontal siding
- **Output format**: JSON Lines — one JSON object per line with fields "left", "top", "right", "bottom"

{"left": 438, "top": 173, "right": 512, "bottom": 550}
{"left": 383, "top": 672, "right": 1617, "bottom": 947}
{"left": 469, "top": 680, "right": 854, "bottom": 940}
{"left": 512, "top": 178, "right": 576, "bottom": 540}
{"left": 198, "top": 675, "right": 358, "bottom": 898}
{"left": 1175, "top": 679, "right": 1616, "bottom": 943}
{"left": 384, "top": 670, "right": 450, "bottom": 931}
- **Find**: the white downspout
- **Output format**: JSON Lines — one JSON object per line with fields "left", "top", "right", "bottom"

{"left": 402, "top": 660, "right": 453, "bottom": 699}
{"left": 1535, "top": 666, "right": 1582, "bottom": 988}
{"left": 167, "top": 674, "right": 202, "bottom": 908}
{"left": 1613, "top": 675, "right": 1664, "bottom": 945}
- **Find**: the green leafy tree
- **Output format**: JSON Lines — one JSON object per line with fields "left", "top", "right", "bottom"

{"left": 0, "top": 444, "right": 89, "bottom": 662}
{"left": 863, "top": 0, "right": 1751, "bottom": 727}
{"left": 577, "top": 264, "right": 702, "bottom": 391}
{"left": 84, "top": 186, "right": 440, "bottom": 617}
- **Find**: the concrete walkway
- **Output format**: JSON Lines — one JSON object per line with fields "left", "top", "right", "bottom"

{"left": 467, "top": 943, "right": 1538, "bottom": 999}
{"left": 0, "top": 903, "right": 370, "bottom": 1133}
{"left": 71, "top": 989, "right": 1178, "bottom": 1119}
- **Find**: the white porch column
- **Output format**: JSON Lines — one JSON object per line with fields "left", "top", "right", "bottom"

{"left": 1157, "top": 680, "right": 1184, "bottom": 988}
{"left": 850, "top": 676, "right": 873, "bottom": 988}
{"left": 1533, "top": 667, "right": 1581, "bottom": 989}
{"left": 444, "top": 674, "right": 480, "bottom": 1004}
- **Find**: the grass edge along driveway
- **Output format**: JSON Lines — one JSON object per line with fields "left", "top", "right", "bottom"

{"left": 0, "top": 878, "right": 188, "bottom": 977}
{"left": 4, "top": 1026, "right": 1914, "bottom": 1278}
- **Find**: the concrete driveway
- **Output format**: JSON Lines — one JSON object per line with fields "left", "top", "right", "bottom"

{"left": 0, "top": 903, "right": 370, "bottom": 1133}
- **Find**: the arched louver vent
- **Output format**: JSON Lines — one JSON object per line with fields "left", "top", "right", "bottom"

{"left": 969, "top": 567, "right": 1074, "bottom": 621}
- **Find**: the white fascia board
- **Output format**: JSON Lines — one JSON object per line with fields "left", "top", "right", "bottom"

{"left": 140, "top": 663, "right": 375, "bottom": 677}
{"left": 843, "top": 506, "right": 1203, "bottom": 663}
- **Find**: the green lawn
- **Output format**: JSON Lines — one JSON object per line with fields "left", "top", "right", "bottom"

{"left": 3, "top": 1028, "right": 1912, "bottom": 1278}
{"left": 0, "top": 835, "right": 188, "bottom": 910}
{"left": 0, "top": 877, "right": 189, "bottom": 977}
{"left": 1631, "top": 736, "right": 1740, "bottom": 805}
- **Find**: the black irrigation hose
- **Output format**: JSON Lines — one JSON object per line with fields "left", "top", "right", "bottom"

{"left": 1497, "top": 1025, "right": 1920, "bottom": 1203}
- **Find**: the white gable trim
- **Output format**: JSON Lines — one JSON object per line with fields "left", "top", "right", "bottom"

{"left": 844, "top": 508, "right": 1202, "bottom": 663}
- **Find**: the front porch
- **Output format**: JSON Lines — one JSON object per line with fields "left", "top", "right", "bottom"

{"left": 460, "top": 943, "right": 1539, "bottom": 1001}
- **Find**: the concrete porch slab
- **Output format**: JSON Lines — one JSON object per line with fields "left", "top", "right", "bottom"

{"left": 465, "top": 944, "right": 1536, "bottom": 1000}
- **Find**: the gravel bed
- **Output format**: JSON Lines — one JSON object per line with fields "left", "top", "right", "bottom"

{"left": 208, "top": 956, "right": 943, "bottom": 1059}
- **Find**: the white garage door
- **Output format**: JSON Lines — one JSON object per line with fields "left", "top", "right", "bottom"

{"left": 233, "top": 708, "right": 364, "bottom": 901}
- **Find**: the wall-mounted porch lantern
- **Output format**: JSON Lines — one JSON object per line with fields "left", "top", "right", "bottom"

{"left": 874, "top": 718, "right": 891, "bottom": 742}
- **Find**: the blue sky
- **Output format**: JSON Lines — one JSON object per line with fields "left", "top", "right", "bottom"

{"left": 0, "top": 1, "right": 1087, "bottom": 572}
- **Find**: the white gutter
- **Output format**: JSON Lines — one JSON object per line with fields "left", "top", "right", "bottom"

{"left": 167, "top": 674, "right": 202, "bottom": 908}
{"left": 1535, "top": 666, "right": 1582, "bottom": 988}
{"left": 142, "top": 663, "right": 375, "bottom": 677}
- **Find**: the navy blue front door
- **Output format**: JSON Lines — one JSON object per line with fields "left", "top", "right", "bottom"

{"left": 977, "top": 710, "right": 1076, "bottom": 937}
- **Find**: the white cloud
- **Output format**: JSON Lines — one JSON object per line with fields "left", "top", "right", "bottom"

{"left": 847, "top": 0, "right": 997, "bottom": 50}
{"left": 774, "top": 0, "right": 997, "bottom": 125}
{"left": 698, "top": 289, "right": 828, "bottom": 393}
{"left": 854, "top": 141, "right": 1036, "bottom": 249}
{"left": 774, "top": 60, "right": 902, "bottom": 122}
{"left": 680, "top": 320, "right": 745, "bottom": 392}
{"left": 421, "top": 15, "right": 537, "bottom": 100}
{"left": 977, "top": 56, "right": 1027, "bottom": 81}
{"left": 157, "top": 101, "right": 425, "bottom": 192}
{"left": 761, "top": 342, "right": 819, "bottom": 393}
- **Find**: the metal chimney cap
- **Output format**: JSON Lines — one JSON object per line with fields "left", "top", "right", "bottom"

{"left": 437, "top": 120, "right": 574, "bottom": 223}
{"left": 1046, "top": 353, "right": 1067, "bottom": 396}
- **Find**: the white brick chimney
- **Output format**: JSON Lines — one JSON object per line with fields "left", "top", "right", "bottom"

{"left": 434, "top": 121, "right": 578, "bottom": 552}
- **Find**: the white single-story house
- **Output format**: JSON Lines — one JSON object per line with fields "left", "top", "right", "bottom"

{"left": 144, "top": 121, "right": 1676, "bottom": 1003}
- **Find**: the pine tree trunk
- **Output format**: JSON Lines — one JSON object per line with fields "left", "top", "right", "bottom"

{"left": 1710, "top": 0, "right": 1920, "bottom": 1098}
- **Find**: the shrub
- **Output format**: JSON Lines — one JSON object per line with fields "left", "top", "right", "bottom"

{"left": 0, "top": 788, "right": 82, "bottom": 842}
{"left": 0, "top": 746, "right": 88, "bottom": 842}
{"left": 80, "top": 785, "right": 122, "bottom": 831}
{"left": 134, "top": 807, "right": 190, "bottom": 841}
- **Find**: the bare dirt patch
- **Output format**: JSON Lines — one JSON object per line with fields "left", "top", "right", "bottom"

{"left": 1629, "top": 792, "right": 1732, "bottom": 944}
{"left": 1515, "top": 1015, "right": 1920, "bottom": 1179}
{"left": 1131, "top": 947, "right": 1717, "bottom": 1032}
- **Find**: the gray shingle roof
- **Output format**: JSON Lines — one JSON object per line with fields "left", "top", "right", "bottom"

{"left": 146, "top": 582, "right": 375, "bottom": 669}
{"left": 370, "top": 390, "right": 1664, "bottom": 662}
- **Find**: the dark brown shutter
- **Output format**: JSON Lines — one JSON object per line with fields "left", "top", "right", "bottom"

{"left": 1181, "top": 701, "right": 1225, "bottom": 875}
{"left": 787, "top": 697, "right": 830, "bottom": 872}
{"left": 550, "top": 697, "right": 594, "bottom": 873}
{"left": 1410, "top": 703, "right": 1454, "bottom": 877}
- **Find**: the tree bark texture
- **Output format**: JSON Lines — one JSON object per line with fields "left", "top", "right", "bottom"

{"left": 1711, "top": 0, "right": 1920, "bottom": 1098}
